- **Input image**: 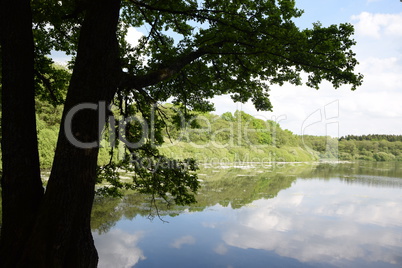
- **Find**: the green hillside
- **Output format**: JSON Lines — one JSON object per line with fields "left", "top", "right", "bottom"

{"left": 20, "top": 101, "right": 402, "bottom": 170}
{"left": 158, "top": 109, "right": 317, "bottom": 163}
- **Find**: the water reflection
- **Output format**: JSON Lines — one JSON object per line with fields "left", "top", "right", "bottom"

{"left": 170, "top": 235, "right": 196, "bottom": 249}
{"left": 94, "top": 229, "right": 145, "bottom": 268}
{"left": 92, "top": 162, "right": 402, "bottom": 267}
{"left": 219, "top": 179, "right": 402, "bottom": 267}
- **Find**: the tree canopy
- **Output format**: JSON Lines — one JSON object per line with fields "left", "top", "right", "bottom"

{"left": 32, "top": 0, "right": 362, "bottom": 111}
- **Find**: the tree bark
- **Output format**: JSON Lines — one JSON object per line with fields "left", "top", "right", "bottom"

{"left": 0, "top": 0, "right": 44, "bottom": 266}
{"left": 1, "top": 0, "right": 121, "bottom": 266}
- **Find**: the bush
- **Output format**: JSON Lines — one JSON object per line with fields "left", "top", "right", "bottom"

{"left": 373, "top": 152, "right": 395, "bottom": 162}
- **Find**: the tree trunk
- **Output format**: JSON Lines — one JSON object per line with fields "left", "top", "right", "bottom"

{"left": 1, "top": 0, "right": 122, "bottom": 266}
{"left": 0, "top": 0, "right": 44, "bottom": 266}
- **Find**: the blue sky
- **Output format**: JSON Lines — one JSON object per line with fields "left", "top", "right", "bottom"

{"left": 52, "top": 0, "right": 402, "bottom": 137}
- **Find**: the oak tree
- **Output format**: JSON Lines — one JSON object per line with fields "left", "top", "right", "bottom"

{"left": 0, "top": 0, "right": 362, "bottom": 266}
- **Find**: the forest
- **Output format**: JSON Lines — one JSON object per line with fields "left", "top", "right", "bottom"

{"left": 30, "top": 99, "right": 402, "bottom": 171}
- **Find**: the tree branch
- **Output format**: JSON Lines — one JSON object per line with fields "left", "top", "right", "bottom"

{"left": 120, "top": 47, "right": 210, "bottom": 89}
{"left": 128, "top": 0, "right": 254, "bottom": 35}
{"left": 34, "top": 70, "right": 59, "bottom": 104}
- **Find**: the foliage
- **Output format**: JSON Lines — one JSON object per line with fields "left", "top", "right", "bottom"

{"left": 304, "top": 134, "right": 402, "bottom": 161}
{"left": 94, "top": 102, "right": 201, "bottom": 205}
{"left": 33, "top": 103, "right": 402, "bottom": 175}
{"left": 35, "top": 100, "right": 62, "bottom": 169}
{"left": 340, "top": 134, "right": 402, "bottom": 142}
{"left": 158, "top": 108, "right": 317, "bottom": 162}
{"left": 373, "top": 152, "right": 396, "bottom": 162}
{"left": 115, "top": 0, "right": 363, "bottom": 113}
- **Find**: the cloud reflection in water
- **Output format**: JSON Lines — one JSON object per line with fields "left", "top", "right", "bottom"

{"left": 93, "top": 229, "right": 146, "bottom": 268}
{"left": 218, "top": 179, "right": 402, "bottom": 266}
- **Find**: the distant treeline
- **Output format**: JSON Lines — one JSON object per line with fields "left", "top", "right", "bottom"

{"left": 340, "top": 134, "right": 402, "bottom": 142}
{"left": 5, "top": 100, "right": 400, "bottom": 170}
{"left": 304, "top": 135, "right": 402, "bottom": 162}
{"left": 158, "top": 107, "right": 402, "bottom": 163}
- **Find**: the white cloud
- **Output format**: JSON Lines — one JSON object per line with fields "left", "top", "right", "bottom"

{"left": 357, "top": 57, "right": 402, "bottom": 92}
{"left": 351, "top": 12, "right": 402, "bottom": 38}
{"left": 94, "top": 229, "right": 146, "bottom": 268}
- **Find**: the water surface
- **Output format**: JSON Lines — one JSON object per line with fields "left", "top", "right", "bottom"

{"left": 92, "top": 162, "right": 402, "bottom": 267}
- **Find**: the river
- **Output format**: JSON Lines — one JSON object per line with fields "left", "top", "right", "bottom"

{"left": 91, "top": 161, "right": 402, "bottom": 268}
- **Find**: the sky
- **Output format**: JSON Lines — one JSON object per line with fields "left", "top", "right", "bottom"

{"left": 52, "top": 0, "right": 402, "bottom": 137}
